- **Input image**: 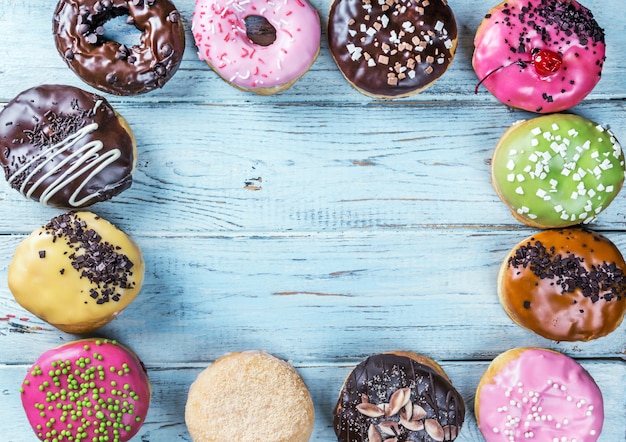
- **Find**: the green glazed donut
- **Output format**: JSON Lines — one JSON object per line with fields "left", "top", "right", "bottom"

{"left": 492, "top": 114, "right": 625, "bottom": 228}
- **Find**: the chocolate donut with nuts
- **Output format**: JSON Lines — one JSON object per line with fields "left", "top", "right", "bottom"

{"left": 53, "top": 0, "right": 185, "bottom": 95}
{"left": 0, "top": 84, "right": 136, "bottom": 208}
{"left": 328, "top": 0, "right": 457, "bottom": 99}
{"left": 334, "top": 351, "right": 465, "bottom": 441}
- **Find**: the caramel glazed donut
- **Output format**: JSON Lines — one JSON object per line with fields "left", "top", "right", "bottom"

{"left": 54, "top": 0, "right": 185, "bottom": 95}
{"left": 334, "top": 352, "right": 465, "bottom": 442}
{"left": 0, "top": 85, "right": 136, "bottom": 209}
{"left": 328, "top": 0, "right": 458, "bottom": 99}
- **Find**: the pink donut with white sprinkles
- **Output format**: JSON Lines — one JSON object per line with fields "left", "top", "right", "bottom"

{"left": 475, "top": 348, "right": 604, "bottom": 442}
{"left": 192, "top": 0, "right": 321, "bottom": 95}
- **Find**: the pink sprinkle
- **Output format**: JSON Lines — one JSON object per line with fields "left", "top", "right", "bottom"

{"left": 283, "top": 29, "right": 293, "bottom": 38}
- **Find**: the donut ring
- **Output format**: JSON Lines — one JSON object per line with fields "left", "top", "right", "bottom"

{"left": 21, "top": 338, "right": 151, "bottom": 442}
{"left": 327, "top": 0, "right": 458, "bottom": 99}
{"left": 333, "top": 351, "right": 465, "bottom": 441}
{"left": 473, "top": 0, "right": 606, "bottom": 113}
{"left": 192, "top": 0, "right": 321, "bottom": 95}
{"left": 53, "top": 0, "right": 185, "bottom": 96}
{"left": 0, "top": 84, "right": 136, "bottom": 208}
{"left": 475, "top": 348, "right": 604, "bottom": 442}
{"left": 491, "top": 114, "right": 625, "bottom": 228}
{"left": 498, "top": 229, "right": 626, "bottom": 342}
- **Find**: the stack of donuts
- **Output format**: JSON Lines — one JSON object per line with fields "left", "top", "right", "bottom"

{"left": 0, "top": 0, "right": 624, "bottom": 441}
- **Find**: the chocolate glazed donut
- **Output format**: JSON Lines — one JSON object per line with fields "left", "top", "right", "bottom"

{"left": 334, "top": 353, "right": 465, "bottom": 442}
{"left": 0, "top": 85, "right": 135, "bottom": 209}
{"left": 53, "top": 0, "right": 185, "bottom": 95}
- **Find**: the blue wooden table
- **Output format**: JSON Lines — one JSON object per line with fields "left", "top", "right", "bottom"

{"left": 0, "top": 0, "right": 624, "bottom": 440}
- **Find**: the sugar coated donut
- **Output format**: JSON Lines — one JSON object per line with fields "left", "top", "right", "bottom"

{"left": 8, "top": 211, "right": 144, "bottom": 334}
{"left": 334, "top": 351, "right": 465, "bottom": 442}
{"left": 498, "top": 229, "right": 626, "bottom": 342}
{"left": 0, "top": 85, "right": 136, "bottom": 209}
{"left": 54, "top": 0, "right": 185, "bottom": 96}
{"left": 191, "top": 0, "right": 321, "bottom": 95}
{"left": 473, "top": 0, "right": 605, "bottom": 113}
{"left": 185, "top": 350, "right": 315, "bottom": 442}
{"left": 21, "top": 338, "right": 151, "bottom": 442}
{"left": 491, "top": 114, "right": 625, "bottom": 228}
{"left": 328, "top": 0, "right": 458, "bottom": 99}
{"left": 475, "top": 348, "right": 604, "bottom": 441}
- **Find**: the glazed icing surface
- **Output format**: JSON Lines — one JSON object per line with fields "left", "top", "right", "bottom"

{"left": 333, "top": 353, "right": 465, "bottom": 441}
{"left": 54, "top": 0, "right": 185, "bottom": 95}
{"left": 21, "top": 338, "right": 151, "bottom": 442}
{"left": 491, "top": 114, "right": 625, "bottom": 228}
{"left": 473, "top": 0, "right": 605, "bottom": 113}
{"left": 500, "top": 229, "right": 626, "bottom": 341}
{"left": 192, "top": 0, "right": 321, "bottom": 90}
{"left": 477, "top": 348, "right": 604, "bottom": 442}
{"left": 328, "top": 0, "right": 457, "bottom": 98}
{"left": 0, "top": 85, "right": 135, "bottom": 209}
{"left": 8, "top": 212, "right": 144, "bottom": 332}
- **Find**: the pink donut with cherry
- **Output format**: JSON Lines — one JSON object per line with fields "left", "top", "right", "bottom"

{"left": 191, "top": 0, "right": 321, "bottom": 95}
{"left": 20, "top": 338, "right": 151, "bottom": 442}
{"left": 473, "top": 0, "right": 605, "bottom": 113}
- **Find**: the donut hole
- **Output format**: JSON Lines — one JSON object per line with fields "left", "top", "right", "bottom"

{"left": 244, "top": 15, "right": 277, "bottom": 46}
{"left": 99, "top": 11, "right": 143, "bottom": 48}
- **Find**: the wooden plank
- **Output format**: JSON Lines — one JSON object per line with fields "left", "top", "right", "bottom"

{"left": 2, "top": 231, "right": 624, "bottom": 365}
{"left": 0, "top": 0, "right": 624, "bottom": 104}
{"left": 1, "top": 101, "right": 626, "bottom": 234}
{"left": 0, "top": 360, "right": 624, "bottom": 441}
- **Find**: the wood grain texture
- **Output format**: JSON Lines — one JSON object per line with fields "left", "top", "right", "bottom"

{"left": 0, "top": 0, "right": 625, "bottom": 441}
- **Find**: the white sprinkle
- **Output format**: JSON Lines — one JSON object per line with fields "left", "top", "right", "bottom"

{"left": 444, "top": 39, "right": 453, "bottom": 49}
{"left": 571, "top": 191, "right": 579, "bottom": 199}
{"left": 516, "top": 187, "right": 524, "bottom": 195}
{"left": 517, "top": 174, "right": 525, "bottom": 182}
{"left": 552, "top": 123, "right": 559, "bottom": 130}
{"left": 531, "top": 127, "right": 542, "bottom": 135}
{"left": 554, "top": 205, "right": 563, "bottom": 212}
{"left": 606, "top": 185, "right": 614, "bottom": 192}
{"left": 531, "top": 139, "right": 539, "bottom": 147}
{"left": 507, "top": 174, "right": 515, "bottom": 182}
{"left": 523, "top": 165, "right": 532, "bottom": 173}
{"left": 597, "top": 183, "right": 605, "bottom": 191}
{"left": 381, "top": 15, "right": 389, "bottom": 28}
{"left": 528, "top": 214, "right": 537, "bottom": 219}
{"left": 536, "top": 189, "right": 547, "bottom": 198}
{"left": 346, "top": 43, "right": 356, "bottom": 54}
{"left": 434, "top": 20, "right": 444, "bottom": 31}
{"left": 506, "top": 160, "right": 515, "bottom": 170}
{"left": 367, "top": 58, "right": 376, "bottom": 67}
{"left": 529, "top": 153, "right": 538, "bottom": 163}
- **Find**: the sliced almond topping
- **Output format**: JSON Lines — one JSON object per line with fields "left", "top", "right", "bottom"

{"left": 378, "top": 420, "right": 400, "bottom": 436}
{"left": 411, "top": 404, "right": 427, "bottom": 421}
{"left": 443, "top": 425, "right": 459, "bottom": 440}
{"left": 361, "top": 393, "right": 369, "bottom": 404}
{"left": 400, "top": 401, "right": 413, "bottom": 421}
{"left": 387, "top": 387, "right": 411, "bottom": 416}
{"left": 356, "top": 403, "right": 385, "bottom": 418}
{"left": 425, "top": 419, "right": 445, "bottom": 441}
{"left": 400, "top": 416, "right": 425, "bottom": 432}
{"left": 368, "top": 424, "right": 382, "bottom": 442}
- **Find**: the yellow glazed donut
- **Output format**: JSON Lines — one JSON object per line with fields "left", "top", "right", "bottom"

{"left": 185, "top": 350, "right": 315, "bottom": 442}
{"left": 8, "top": 211, "right": 144, "bottom": 333}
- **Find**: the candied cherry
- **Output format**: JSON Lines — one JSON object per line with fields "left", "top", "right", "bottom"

{"left": 532, "top": 49, "right": 563, "bottom": 76}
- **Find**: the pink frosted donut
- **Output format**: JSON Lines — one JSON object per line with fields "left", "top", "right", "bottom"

{"left": 192, "top": 0, "right": 321, "bottom": 95}
{"left": 473, "top": 0, "right": 605, "bottom": 113}
{"left": 20, "top": 338, "right": 151, "bottom": 442}
{"left": 475, "top": 348, "right": 604, "bottom": 442}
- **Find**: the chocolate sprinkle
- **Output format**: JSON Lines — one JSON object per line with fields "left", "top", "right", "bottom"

{"left": 508, "top": 237, "right": 625, "bottom": 303}
{"left": 44, "top": 212, "right": 135, "bottom": 304}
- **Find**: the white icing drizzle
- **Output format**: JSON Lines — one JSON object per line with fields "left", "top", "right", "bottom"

{"left": 8, "top": 122, "right": 122, "bottom": 207}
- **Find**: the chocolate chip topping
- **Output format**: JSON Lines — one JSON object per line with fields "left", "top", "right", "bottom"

{"left": 53, "top": 0, "right": 185, "bottom": 95}
{"left": 508, "top": 234, "right": 625, "bottom": 303}
{"left": 44, "top": 212, "right": 136, "bottom": 304}
{"left": 0, "top": 85, "right": 134, "bottom": 208}
{"left": 328, "top": 0, "right": 457, "bottom": 98}
{"left": 334, "top": 353, "right": 465, "bottom": 441}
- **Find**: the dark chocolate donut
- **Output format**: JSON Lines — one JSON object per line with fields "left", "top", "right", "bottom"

{"left": 53, "top": 0, "right": 185, "bottom": 96}
{"left": 0, "top": 84, "right": 135, "bottom": 208}
{"left": 334, "top": 352, "right": 465, "bottom": 442}
{"left": 328, "top": 0, "right": 458, "bottom": 99}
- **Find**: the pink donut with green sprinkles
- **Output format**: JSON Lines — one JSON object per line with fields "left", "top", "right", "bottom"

{"left": 20, "top": 338, "right": 151, "bottom": 442}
